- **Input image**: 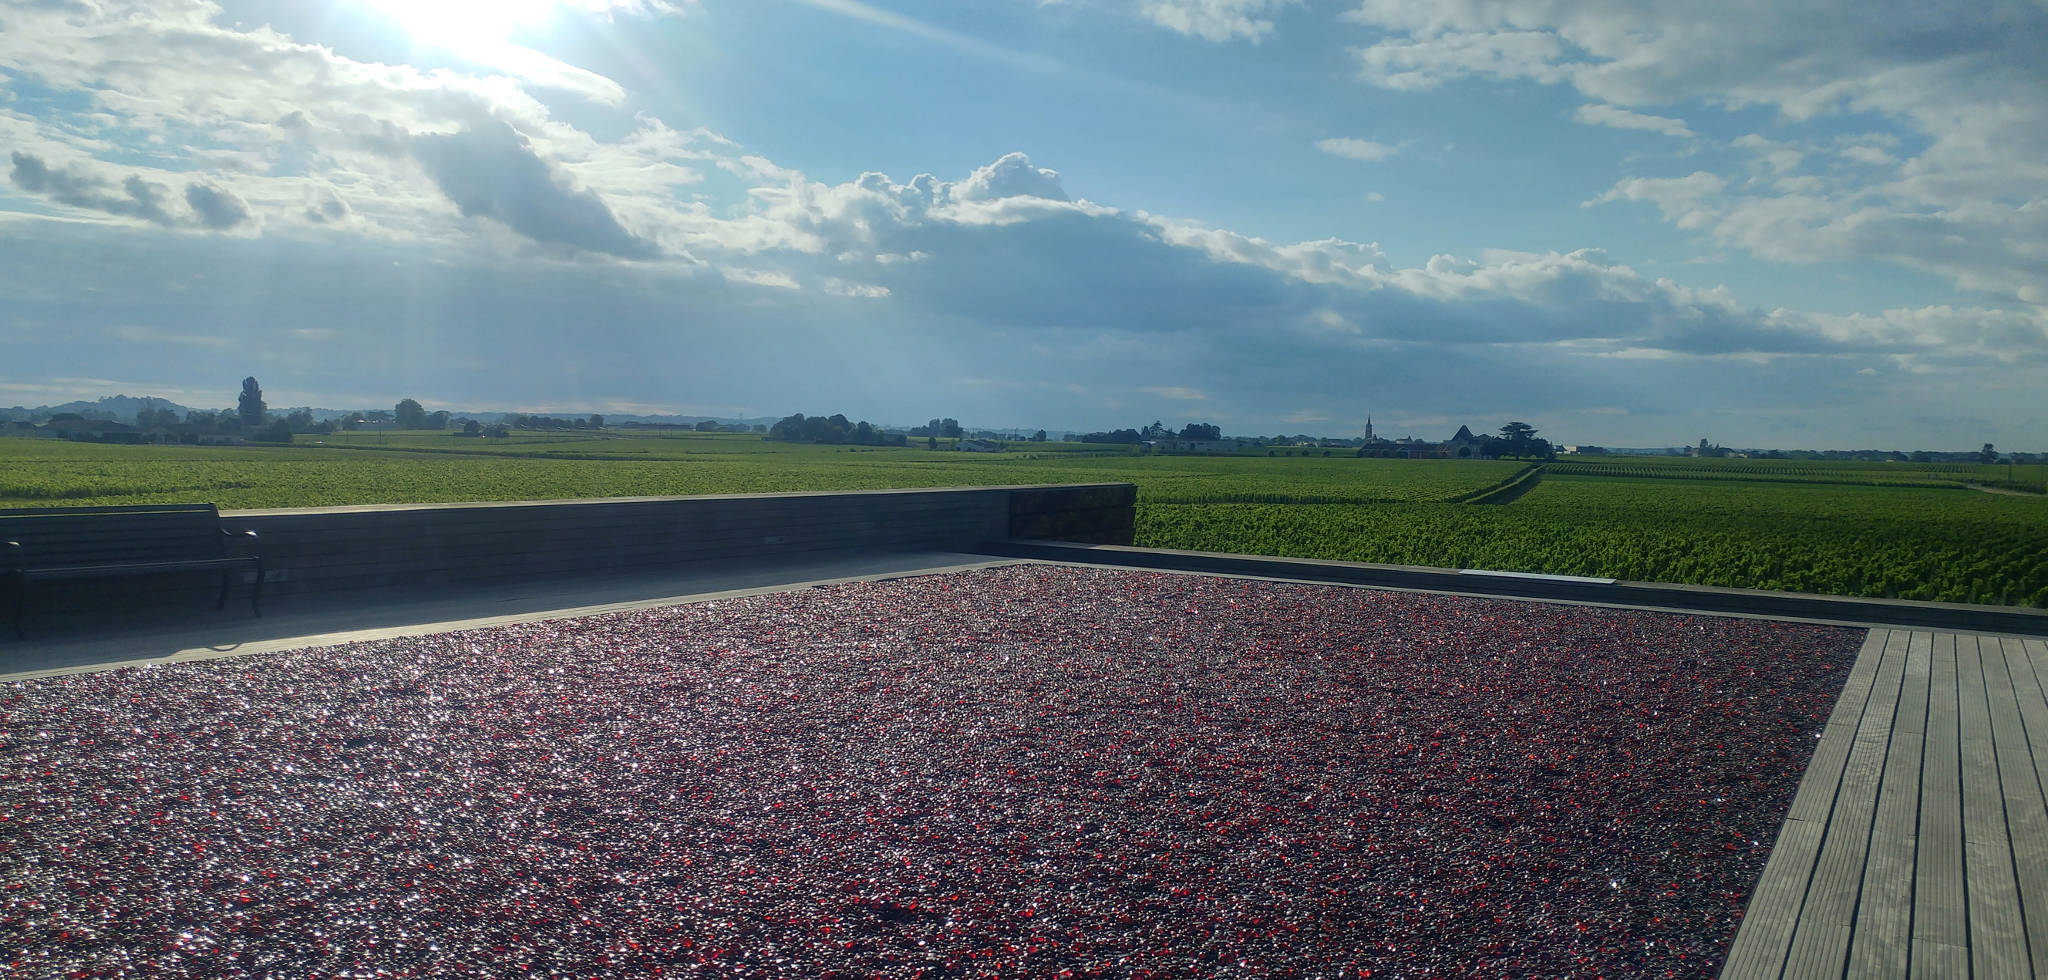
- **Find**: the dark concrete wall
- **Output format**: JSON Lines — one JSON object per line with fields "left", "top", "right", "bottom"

{"left": 6, "top": 485, "right": 1135, "bottom": 632}
{"left": 1009, "top": 484, "right": 1136, "bottom": 545}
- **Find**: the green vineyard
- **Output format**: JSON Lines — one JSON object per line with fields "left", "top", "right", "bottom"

{"left": 1138, "top": 476, "right": 2048, "bottom": 607}
{"left": 4, "top": 435, "right": 2044, "bottom": 606}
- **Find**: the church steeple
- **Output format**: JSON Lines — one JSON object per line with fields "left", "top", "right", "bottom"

{"left": 1365, "top": 415, "right": 1374, "bottom": 441}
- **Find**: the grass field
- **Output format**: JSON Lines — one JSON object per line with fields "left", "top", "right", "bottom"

{"left": 4, "top": 433, "right": 2045, "bottom": 606}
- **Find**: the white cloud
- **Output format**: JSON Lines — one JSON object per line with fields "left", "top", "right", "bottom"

{"left": 471, "top": 45, "right": 629, "bottom": 105}
{"left": 1571, "top": 103, "right": 1694, "bottom": 139}
{"left": 823, "top": 278, "right": 891, "bottom": 298}
{"left": 1353, "top": 31, "right": 1571, "bottom": 90}
{"left": 8, "top": 150, "right": 257, "bottom": 233}
{"left": 1315, "top": 137, "right": 1399, "bottom": 162}
{"left": 2, "top": 0, "right": 2043, "bottom": 445}
{"left": 951, "top": 153, "right": 1070, "bottom": 202}
{"left": 1838, "top": 144, "right": 1895, "bottom": 167}
{"left": 724, "top": 268, "right": 801, "bottom": 290}
{"left": 1342, "top": 0, "right": 2048, "bottom": 308}
{"left": 1730, "top": 134, "right": 1804, "bottom": 175}
{"left": 1586, "top": 172, "right": 1724, "bottom": 229}
{"left": 1139, "top": 0, "right": 1298, "bottom": 42}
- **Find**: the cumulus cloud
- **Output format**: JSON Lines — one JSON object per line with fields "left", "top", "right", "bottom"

{"left": 2, "top": 0, "right": 2042, "bottom": 444}
{"left": 713, "top": 151, "right": 2042, "bottom": 373}
{"left": 1140, "top": 0, "right": 1298, "bottom": 42}
{"left": 183, "top": 183, "right": 251, "bottom": 230}
{"left": 10, "top": 151, "right": 252, "bottom": 231}
{"left": 409, "top": 122, "right": 658, "bottom": 258}
{"left": 1315, "top": 137, "right": 1398, "bottom": 162}
{"left": 0, "top": 0, "right": 663, "bottom": 253}
{"left": 1837, "top": 145, "right": 1894, "bottom": 167}
{"left": 1341, "top": 0, "right": 2048, "bottom": 306}
{"left": 1571, "top": 103, "right": 1694, "bottom": 139}
{"left": 303, "top": 187, "right": 352, "bottom": 224}
{"left": 951, "top": 152, "right": 1069, "bottom": 202}
{"left": 1585, "top": 172, "right": 1724, "bottom": 229}
{"left": 11, "top": 152, "right": 173, "bottom": 226}
{"left": 1354, "top": 31, "right": 1571, "bottom": 90}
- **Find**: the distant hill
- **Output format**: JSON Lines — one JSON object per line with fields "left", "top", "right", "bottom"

{"left": 1, "top": 395, "right": 202, "bottom": 422}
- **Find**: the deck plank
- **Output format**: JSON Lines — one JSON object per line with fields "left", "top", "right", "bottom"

{"left": 1915, "top": 633, "right": 1968, "bottom": 955}
{"left": 1896, "top": 631, "right": 1935, "bottom": 736}
{"left": 1848, "top": 631, "right": 1932, "bottom": 978}
{"left": 1787, "top": 630, "right": 1911, "bottom": 977}
{"left": 1908, "top": 939, "right": 1970, "bottom": 979}
{"left": 1791, "top": 630, "right": 1893, "bottom": 825}
{"left": 1957, "top": 634, "right": 2031, "bottom": 974}
{"left": 2019, "top": 638, "right": 2048, "bottom": 750}
{"left": 1987, "top": 636, "right": 2048, "bottom": 976}
{"left": 2003, "top": 636, "right": 2048, "bottom": 775}
{"left": 1724, "top": 818, "right": 1831, "bottom": 980}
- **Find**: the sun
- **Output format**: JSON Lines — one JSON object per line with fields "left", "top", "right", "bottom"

{"left": 365, "top": 0, "right": 556, "bottom": 53}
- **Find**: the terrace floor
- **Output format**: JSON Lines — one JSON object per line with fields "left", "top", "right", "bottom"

{"left": 7, "top": 551, "right": 2048, "bottom": 975}
{"left": 1721, "top": 628, "right": 2048, "bottom": 979}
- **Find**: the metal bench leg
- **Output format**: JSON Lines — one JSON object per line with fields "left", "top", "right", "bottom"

{"left": 216, "top": 569, "right": 232, "bottom": 611}
{"left": 250, "top": 560, "right": 264, "bottom": 618}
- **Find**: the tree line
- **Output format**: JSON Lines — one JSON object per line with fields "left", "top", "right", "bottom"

{"left": 1076, "top": 421, "right": 1222, "bottom": 444}
{"left": 766, "top": 413, "right": 910, "bottom": 446}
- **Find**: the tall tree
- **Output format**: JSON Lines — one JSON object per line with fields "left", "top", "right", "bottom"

{"left": 237, "top": 377, "right": 266, "bottom": 429}
{"left": 395, "top": 398, "right": 426, "bottom": 429}
{"left": 1499, "top": 421, "right": 1538, "bottom": 457}
{"left": 1982, "top": 443, "right": 1999, "bottom": 465}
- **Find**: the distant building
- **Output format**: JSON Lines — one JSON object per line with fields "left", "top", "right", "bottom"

{"left": 1444, "top": 425, "right": 1483, "bottom": 459}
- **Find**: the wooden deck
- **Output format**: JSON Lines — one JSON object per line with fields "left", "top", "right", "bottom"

{"left": 1723, "top": 630, "right": 2048, "bottom": 978}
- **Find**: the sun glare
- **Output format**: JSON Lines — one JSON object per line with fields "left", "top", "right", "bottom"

{"left": 366, "top": 0, "right": 555, "bottom": 52}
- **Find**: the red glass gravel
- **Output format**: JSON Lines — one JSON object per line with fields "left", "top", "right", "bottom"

{"left": 1, "top": 566, "right": 1859, "bottom": 977}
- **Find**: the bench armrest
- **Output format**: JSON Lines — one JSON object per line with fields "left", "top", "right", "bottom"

{"left": 221, "top": 528, "right": 260, "bottom": 556}
{"left": 2, "top": 539, "right": 19, "bottom": 570}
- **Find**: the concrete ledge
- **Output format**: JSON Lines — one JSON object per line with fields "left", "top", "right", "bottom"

{"left": 4, "top": 485, "right": 1136, "bottom": 640}
{"left": 981, "top": 540, "right": 2048, "bottom": 637}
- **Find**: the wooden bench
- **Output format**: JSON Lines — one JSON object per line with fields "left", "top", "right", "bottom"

{"left": 1, "top": 504, "right": 263, "bottom": 639}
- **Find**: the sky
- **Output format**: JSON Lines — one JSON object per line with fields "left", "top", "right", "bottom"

{"left": 1, "top": 0, "right": 2043, "bottom": 448}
